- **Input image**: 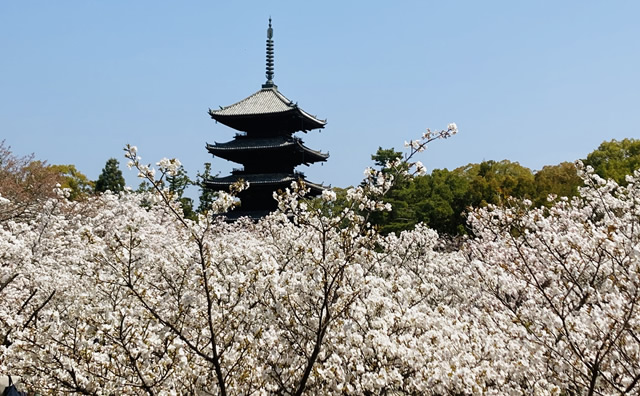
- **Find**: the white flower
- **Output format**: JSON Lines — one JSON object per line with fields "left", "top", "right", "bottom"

{"left": 321, "top": 190, "right": 337, "bottom": 202}
{"left": 156, "top": 158, "right": 182, "bottom": 176}
{"left": 415, "top": 161, "right": 427, "bottom": 176}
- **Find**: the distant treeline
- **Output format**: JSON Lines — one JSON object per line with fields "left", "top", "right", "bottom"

{"left": 2, "top": 138, "right": 638, "bottom": 233}
{"left": 348, "top": 138, "right": 640, "bottom": 235}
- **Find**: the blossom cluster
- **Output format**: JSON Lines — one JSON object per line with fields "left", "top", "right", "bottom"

{"left": 466, "top": 164, "right": 640, "bottom": 394}
{"left": 0, "top": 127, "right": 638, "bottom": 395}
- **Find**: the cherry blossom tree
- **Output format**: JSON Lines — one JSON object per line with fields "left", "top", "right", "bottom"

{"left": 2, "top": 122, "right": 639, "bottom": 395}
{"left": 467, "top": 164, "right": 640, "bottom": 395}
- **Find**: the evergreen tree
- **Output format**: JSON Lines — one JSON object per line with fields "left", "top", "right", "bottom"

{"left": 135, "top": 180, "right": 154, "bottom": 209}
{"left": 371, "top": 147, "right": 404, "bottom": 170}
{"left": 166, "top": 165, "right": 191, "bottom": 199}
{"left": 136, "top": 180, "right": 154, "bottom": 193}
{"left": 95, "top": 158, "right": 125, "bottom": 193}
{"left": 368, "top": 147, "right": 414, "bottom": 234}
{"left": 179, "top": 197, "right": 196, "bottom": 220}
{"left": 164, "top": 165, "right": 196, "bottom": 220}
{"left": 197, "top": 163, "right": 218, "bottom": 213}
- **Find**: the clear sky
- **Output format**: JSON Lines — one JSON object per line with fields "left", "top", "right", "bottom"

{"left": 1, "top": 1, "right": 639, "bottom": 196}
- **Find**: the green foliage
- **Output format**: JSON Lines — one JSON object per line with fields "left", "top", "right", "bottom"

{"left": 583, "top": 138, "right": 640, "bottom": 185}
{"left": 459, "top": 160, "right": 536, "bottom": 207}
{"left": 179, "top": 197, "right": 196, "bottom": 221}
{"left": 166, "top": 165, "right": 191, "bottom": 199}
{"left": 95, "top": 158, "right": 125, "bottom": 193}
{"left": 368, "top": 182, "right": 416, "bottom": 235}
{"left": 371, "top": 147, "right": 403, "bottom": 169}
{"left": 414, "top": 169, "right": 471, "bottom": 235}
{"left": 306, "top": 187, "right": 352, "bottom": 229}
{"left": 49, "top": 164, "right": 94, "bottom": 200}
{"left": 533, "top": 162, "right": 582, "bottom": 206}
{"left": 135, "top": 169, "right": 196, "bottom": 220}
{"left": 135, "top": 180, "right": 155, "bottom": 210}
{"left": 164, "top": 165, "right": 196, "bottom": 221}
{"left": 197, "top": 163, "right": 218, "bottom": 214}
{"left": 370, "top": 157, "right": 539, "bottom": 236}
{"left": 136, "top": 180, "right": 154, "bottom": 193}
{"left": 368, "top": 148, "right": 413, "bottom": 234}
{"left": 368, "top": 138, "right": 640, "bottom": 236}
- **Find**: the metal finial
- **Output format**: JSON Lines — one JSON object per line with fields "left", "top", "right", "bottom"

{"left": 263, "top": 17, "right": 275, "bottom": 88}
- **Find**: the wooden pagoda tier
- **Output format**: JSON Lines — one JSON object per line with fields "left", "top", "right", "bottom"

{"left": 204, "top": 172, "right": 325, "bottom": 219}
{"left": 206, "top": 136, "right": 328, "bottom": 170}
{"left": 205, "top": 172, "right": 325, "bottom": 198}
{"left": 204, "top": 19, "right": 328, "bottom": 219}
{"left": 208, "top": 86, "right": 326, "bottom": 135}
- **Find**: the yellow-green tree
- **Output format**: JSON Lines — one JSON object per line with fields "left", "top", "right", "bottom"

{"left": 533, "top": 162, "right": 582, "bottom": 206}
{"left": 584, "top": 138, "right": 640, "bottom": 185}
{"left": 49, "top": 164, "right": 94, "bottom": 200}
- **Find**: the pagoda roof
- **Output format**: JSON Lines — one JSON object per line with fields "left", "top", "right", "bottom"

{"left": 206, "top": 136, "right": 328, "bottom": 163}
{"left": 205, "top": 172, "right": 326, "bottom": 193}
{"left": 208, "top": 87, "right": 326, "bottom": 132}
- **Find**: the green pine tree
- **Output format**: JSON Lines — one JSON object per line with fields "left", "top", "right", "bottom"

{"left": 163, "top": 165, "right": 196, "bottom": 220}
{"left": 166, "top": 165, "right": 191, "bottom": 199}
{"left": 197, "top": 163, "right": 218, "bottom": 213}
{"left": 95, "top": 158, "right": 125, "bottom": 193}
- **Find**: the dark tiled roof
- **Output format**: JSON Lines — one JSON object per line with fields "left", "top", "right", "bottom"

{"left": 210, "top": 88, "right": 292, "bottom": 116}
{"left": 209, "top": 87, "right": 326, "bottom": 126}
{"left": 208, "top": 136, "right": 293, "bottom": 150}
{"left": 207, "top": 172, "right": 299, "bottom": 185}
{"left": 206, "top": 172, "right": 326, "bottom": 192}
{"left": 206, "top": 137, "right": 329, "bottom": 161}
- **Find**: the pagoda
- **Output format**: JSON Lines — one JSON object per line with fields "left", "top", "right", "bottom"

{"left": 205, "top": 19, "right": 328, "bottom": 219}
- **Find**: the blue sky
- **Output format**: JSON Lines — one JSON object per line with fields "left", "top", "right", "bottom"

{"left": 1, "top": 1, "right": 639, "bottom": 195}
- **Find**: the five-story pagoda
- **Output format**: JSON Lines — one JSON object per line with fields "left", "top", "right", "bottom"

{"left": 205, "top": 19, "right": 328, "bottom": 219}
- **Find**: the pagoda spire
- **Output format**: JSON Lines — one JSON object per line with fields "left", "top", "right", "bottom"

{"left": 262, "top": 17, "right": 276, "bottom": 89}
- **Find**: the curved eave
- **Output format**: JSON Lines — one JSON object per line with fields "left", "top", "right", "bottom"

{"left": 294, "top": 140, "right": 329, "bottom": 163}
{"left": 301, "top": 180, "right": 326, "bottom": 196}
{"left": 205, "top": 137, "right": 295, "bottom": 151}
{"left": 296, "top": 107, "right": 327, "bottom": 129}
{"left": 206, "top": 173, "right": 298, "bottom": 186}
{"left": 205, "top": 173, "right": 326, "bottom": 195}
{"left": 209, "top": 108, "right": 325, "bottom": 133}
{"left": 206, "top": 144, "right": 328, "bottom": 164}
{"left": 208, "top": 87, "right": 326, "bottom": 133}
